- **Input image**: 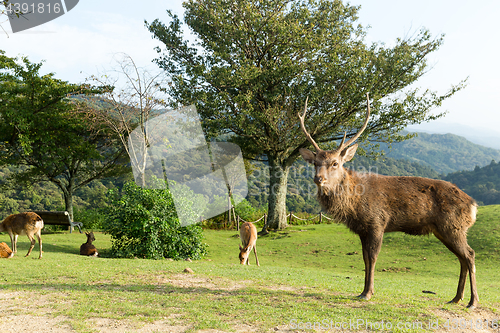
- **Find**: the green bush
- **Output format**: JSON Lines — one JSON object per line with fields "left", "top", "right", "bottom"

{"left": 74, "top": 208, "right": 106, "bottom": 230}
{"left": 103, "top": 181, "right": 207, "bottom": 260}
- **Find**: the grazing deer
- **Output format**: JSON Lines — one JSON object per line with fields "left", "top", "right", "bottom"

{"left": 298, "top": 93, "right": 479, "bottom": 309}
{"left": 239, "top": 222, "right": 260, "bottom": 266}
{"left": 80, "top": 232, "right": 98, "bottom": 257}
{"left": 0, "top": 212, "right": 44, "bottom": 259}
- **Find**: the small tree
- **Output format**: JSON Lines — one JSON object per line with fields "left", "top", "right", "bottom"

{"left": 0, "top": 51, "right": 128, "bottom": 219}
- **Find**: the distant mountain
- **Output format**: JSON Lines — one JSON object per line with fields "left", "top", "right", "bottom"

{"left": 406, "top": 122, "right": 500, "bottom": 150}
{"left": 381, "top": 132, "right": 500, "bottom": 174}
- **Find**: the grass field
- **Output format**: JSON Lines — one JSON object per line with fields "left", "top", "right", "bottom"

{"left": 0, "top": 205, "right": 499, "bottom": 332}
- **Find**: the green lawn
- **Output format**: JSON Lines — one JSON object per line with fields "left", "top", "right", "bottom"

{"left": 0, "top": 205, "right": 499, "bottom": 332}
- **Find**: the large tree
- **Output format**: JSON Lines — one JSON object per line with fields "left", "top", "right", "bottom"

{"left": 146, "top": 0, "right": 465, "bottom": 230}
{"left": 0, "top": 51, "right": 128, "bottom": 219}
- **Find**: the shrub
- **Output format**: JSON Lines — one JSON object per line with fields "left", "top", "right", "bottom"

{"left": 103, "top": 181, "right": 207, "bottom": 260}
{"left": 74, "top": 208, "right": 106, "bottom": 230}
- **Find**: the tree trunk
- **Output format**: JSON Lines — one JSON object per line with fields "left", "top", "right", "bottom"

{"left": 63, "top": 189, "right": 74, "bottom": 221}
{"left": 264, "top": 156, "right": 290, "bottom": 232}
{"left": 59, "top": 182, "right": 74, "bottom": 223}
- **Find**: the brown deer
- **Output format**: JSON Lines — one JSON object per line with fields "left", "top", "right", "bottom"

{"left": 80, "top": 232, "right": 98, "bottom": 257}
{"left": 239, "top": 222, "right": 260, "bottom": 266}
{"left": 0, "top": 212, "right": 44, "bottom": 259}
{"left": 298, "top": 93, "right": 479, "bottom": 309}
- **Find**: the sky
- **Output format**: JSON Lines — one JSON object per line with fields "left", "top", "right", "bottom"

{"left": 1, "top": 0, "right": 499, "bottom": 135}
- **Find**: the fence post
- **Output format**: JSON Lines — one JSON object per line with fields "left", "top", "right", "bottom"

{"left": 237, "top": 215, "right": 240, "bottom": 231}
{"left": 319, "top": 212, "right": 322, "bottom": 224}
{"left": 227, "top": 195, "right": 231, "bottom": 229}
{"left": 289, "top": 212, "right": 293, "bottom": 224}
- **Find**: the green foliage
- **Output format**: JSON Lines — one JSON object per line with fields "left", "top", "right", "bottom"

{"left": 103, "top": 181, "right": 207, "bottom": 260}
{"left": 233, "top": 196, "right": 258, "bottom": 221}
{"left": 382, "top": 132, "right": 500, "bottom": 174}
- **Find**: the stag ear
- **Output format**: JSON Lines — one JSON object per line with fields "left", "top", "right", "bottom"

{"left": 340, "top": 143, "right": 358, "bottom": 162}
{"left": 299, "top": 148, "right": 316, "bottom": 164}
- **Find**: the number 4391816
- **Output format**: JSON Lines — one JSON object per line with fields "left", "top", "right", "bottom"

{"left": 4, "top": 2, "right": 62, "bottom": 15}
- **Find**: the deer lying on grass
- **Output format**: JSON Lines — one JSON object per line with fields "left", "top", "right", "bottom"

{"left": 80, "top": 231, "right": 98, "bottom": 257}
{"left": 239, "top": 222, "right": 260, "bottom": 266}
{"left": 298, "top": 93, "right": 479, "bottom": 309}
{"left": 0, "top": 212, "right": 44, "bottom": 259}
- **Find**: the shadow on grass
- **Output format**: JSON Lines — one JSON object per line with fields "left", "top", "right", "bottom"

{"left": 5, "top": 280, "right": 355, "bottom": 306}
{"left": 9, "top": 241, "right": 79, "bottom": 255}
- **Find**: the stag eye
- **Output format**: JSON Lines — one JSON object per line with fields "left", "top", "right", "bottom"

{"left": 332, "top": 162, "right": 338, "bottom": 167}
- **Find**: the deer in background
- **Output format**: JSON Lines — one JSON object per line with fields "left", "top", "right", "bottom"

{"left": 239, "top": 222, "right": 260, "bottom": 266}
{"left": 80, "top": 231, "right": 98, "bottom": 257}
{"left": 298, "top": 93, "right": 479, "bottom": 309}
{"left": 0, "top": 212, "right": 44, "bottom": 259}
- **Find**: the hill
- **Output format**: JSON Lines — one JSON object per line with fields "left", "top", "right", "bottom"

{"left": 444, "top": 160, "right": 500, "bottom": 205}
{"left": 381, "top": 132, "right": 500, "bottom": 174}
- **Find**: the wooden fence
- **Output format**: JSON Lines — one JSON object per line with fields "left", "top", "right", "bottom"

{"left": 202, "top": 208, "right": 334, "bottom": 230}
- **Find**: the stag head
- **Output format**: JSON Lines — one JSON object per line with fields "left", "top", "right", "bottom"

{"left": 298, "top": 93, "right": 370, "bottom": 191}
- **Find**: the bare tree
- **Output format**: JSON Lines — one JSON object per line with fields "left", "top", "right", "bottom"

{"left": 299, "top": 93, "right": 479, "bottom": 309}
{"left": 84, "top": 54, "right": 169, "bottom": 186}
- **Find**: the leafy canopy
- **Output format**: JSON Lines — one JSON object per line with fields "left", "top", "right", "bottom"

{"left": 147, "top": 0, "right": 465, "bottom": 165}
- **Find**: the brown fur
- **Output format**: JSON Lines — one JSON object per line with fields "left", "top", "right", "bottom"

{"left": 239, "top": 222, "right": 260, "bottom": 266}
{"left": 80, "top": 232, "right": 98, "bottom": 257}
{"left": 0, "top": 212, "right": 44, "bottom": 259}
{"left": 298, "top": 94, "right": 479, "bottom": 309}
{"left": 0, "top": 242, "right": 13, "bottom": 258}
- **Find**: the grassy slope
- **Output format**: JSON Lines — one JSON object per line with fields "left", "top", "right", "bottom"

{"left": 0, "top": 206, "right": 499, "bottom": 332}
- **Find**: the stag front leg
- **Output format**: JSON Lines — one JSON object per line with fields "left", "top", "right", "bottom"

{"left": 358, "top": 232, "right": 383, "bottom": 300}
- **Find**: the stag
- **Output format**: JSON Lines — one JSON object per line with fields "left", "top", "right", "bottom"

{"left": 298, "top": 93, "right": 479, "bottom": 309}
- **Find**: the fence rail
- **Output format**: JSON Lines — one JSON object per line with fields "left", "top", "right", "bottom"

{"left": 202, "top": 208, "right": 334, "bottom": 231}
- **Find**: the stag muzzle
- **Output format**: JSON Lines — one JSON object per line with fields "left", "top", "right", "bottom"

{"left": 314, "top": 175, "right": 325, "bottom": 185}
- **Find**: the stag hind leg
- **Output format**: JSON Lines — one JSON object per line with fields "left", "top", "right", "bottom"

{"left": 358, "top": 232, "right": 384, "bottom": 300}
{"left": 433, "top": 230, "right": 479, "bottom": 309}
{"left": 25, "top": 233, "right": 36, "bottom": 258}
{"left": 253, "top": 245, "right": 260, "bottom": 266}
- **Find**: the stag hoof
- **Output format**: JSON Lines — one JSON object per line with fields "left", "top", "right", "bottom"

{"left": 357, "top": 294, "right": 371, "bottom": 300}
{"left": 466, "top": 303, "right": 477, "bottom": 310}
{"left": 446, "top": 298, "right": 461, "bottom": 304}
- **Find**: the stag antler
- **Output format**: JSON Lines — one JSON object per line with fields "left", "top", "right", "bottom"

{"left": 298, "top": 93, "right": 371, "bottom": 152}
{"left": 298, "top": 96, "right": 321, "bottom": 151}
{"left": 335, "top": 92, "right": 371, "bottom": 152}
